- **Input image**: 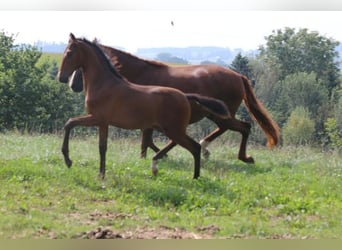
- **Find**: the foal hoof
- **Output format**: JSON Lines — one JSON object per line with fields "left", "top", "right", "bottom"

{"left": 239, "top": 155, "right": 255, "bottom": 164}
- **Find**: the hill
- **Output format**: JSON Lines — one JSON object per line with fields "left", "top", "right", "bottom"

{"left": 36, "top": 41, "right": 257, "bottom": 65}
{"left": 37, "top": 41, "right": 342, "bottom": 67}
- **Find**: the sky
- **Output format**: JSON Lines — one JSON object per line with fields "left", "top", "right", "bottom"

{"left": 0, "top": 7, "right": 342, "bottom": 53}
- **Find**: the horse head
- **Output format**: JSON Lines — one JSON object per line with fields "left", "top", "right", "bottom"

{"left": 58, "top": 33, "right": 82, "bottom": 83}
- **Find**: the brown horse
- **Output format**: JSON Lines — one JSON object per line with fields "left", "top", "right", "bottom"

{"left": 57, "top": 33, "right": 230, "bottom": 179}
{"left": 70, "top": 42, "right": 280, "bottom": 163}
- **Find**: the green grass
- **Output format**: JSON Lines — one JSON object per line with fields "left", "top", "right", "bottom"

{"left": 0, "top": 132, "right": 341, "bottom": 239}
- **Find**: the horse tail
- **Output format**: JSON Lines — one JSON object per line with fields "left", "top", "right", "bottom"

{"left": 186, "top": 94, "right": 230, "bottom": 120}
{"left": 241, "top": 75, "right": 280, "bottom": 147}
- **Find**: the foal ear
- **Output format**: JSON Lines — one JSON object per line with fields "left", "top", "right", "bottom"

{"left": 69, "top": 33, "right": 76, "bottom": 41}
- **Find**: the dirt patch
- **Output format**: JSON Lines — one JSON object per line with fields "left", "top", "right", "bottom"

{"left": 89, "top": 211, "right": 134, "bottom": 222}
{"left": 73, "top": 225, "right": 218, "bottom": 239}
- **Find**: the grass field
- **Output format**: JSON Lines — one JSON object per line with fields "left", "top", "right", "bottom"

{"left": 38, "top": 53, "right": 62, "bottom": 67}
{"left": 0, "top": 132, "right": 341, "bottom": 239}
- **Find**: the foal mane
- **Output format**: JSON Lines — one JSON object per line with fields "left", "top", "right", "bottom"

{"left": 78, "top": 38, "right": 124, "bottom": 80}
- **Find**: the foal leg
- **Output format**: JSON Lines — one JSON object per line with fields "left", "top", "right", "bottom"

{"left": 62, "top": 123, "right": 73, "bottom": 168}
{"left": 141, "top": 128, "right": 160, "bottom": 158}
{"left": 174, "top": 135, "right": 201, "bottom": 179}
{"left": 99, "top": 125, "right": 108, "bottom": 179}
{"left": 160, "top": 133, "right": 201, "bottom": 179}
{"left": 62, "top": 115, "right": 99, "bottom": 168}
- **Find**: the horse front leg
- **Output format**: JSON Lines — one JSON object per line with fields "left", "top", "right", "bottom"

{"left": 99, "top": 125, "right": 108, "bottom": 179}
{"left": 151, "top": 141, "right": 177, "bottom": 176}
{"left": 61, "top": 115, "right": 99, "bottom": 168}
{"left": 62, "top": 124, "right": 73, "bottom": 168}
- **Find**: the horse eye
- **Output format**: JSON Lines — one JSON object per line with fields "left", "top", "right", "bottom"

{"left": 66, "top": 50, "right": 73, "bottom": 58}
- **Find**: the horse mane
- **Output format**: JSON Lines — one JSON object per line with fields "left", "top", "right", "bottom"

{"left": 99, "top": 43, "right": 168, "bottom": 68}
{"left": 78, "top": 38, "right": 125, "bottom": 80}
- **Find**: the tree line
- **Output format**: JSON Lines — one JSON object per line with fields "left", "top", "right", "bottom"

{"left": 0, "top": 31, "right": 84, "bottom": 134}
{"left": 231, "top": 28, "right": 341, "bottom": 149}
{"left": 0, "top": 28, "right": 341, "bottom": 149}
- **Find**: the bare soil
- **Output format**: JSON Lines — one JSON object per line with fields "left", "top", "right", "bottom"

{"left": 73, "top": 225, "right": 219, "bottom": 239}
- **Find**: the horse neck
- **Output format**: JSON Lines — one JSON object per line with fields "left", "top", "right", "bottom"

{"left": 103, "top": 46, "right": 167, "bottom": 82}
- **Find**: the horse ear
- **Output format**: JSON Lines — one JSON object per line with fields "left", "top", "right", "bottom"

{"left": 69, "top": 33, "right": 76, "bottom": 41}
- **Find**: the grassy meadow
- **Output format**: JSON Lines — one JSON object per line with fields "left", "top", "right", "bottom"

{"left": 0, "top": 132, "right": 341, "bottom": 239}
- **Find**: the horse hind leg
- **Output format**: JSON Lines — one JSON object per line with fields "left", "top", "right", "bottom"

{"left": 200, "top": 138, "right": 212, "bottom": 159}
{"left": 141, "top": 128, "right": 161, "bottom": 158}
{"left": 200, "top": 117, "right": 254, "bottom": 163}
{"left": 224, "top": 118, "right": 254, "bottom": 163}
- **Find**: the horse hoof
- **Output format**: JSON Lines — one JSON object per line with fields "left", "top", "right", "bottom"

{"left": 202, "top": 149, "right": 210, "bottom": 159}
{"left": 65, "top": 158, "right": 73, "bottom": 168}
{"left": 152, "top": 168, "right": 158, "bottom": 176}
{"left": 239, "top": 155, "right": 255, "bottom": 164}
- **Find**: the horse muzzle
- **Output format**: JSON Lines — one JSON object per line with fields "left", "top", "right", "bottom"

{"left": 57, "top": 71, "right": 69, "bottom": 83}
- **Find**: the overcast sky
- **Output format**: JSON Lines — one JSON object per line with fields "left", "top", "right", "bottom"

{"left": 1, "top": 2, "right": 342, "bottom": 53}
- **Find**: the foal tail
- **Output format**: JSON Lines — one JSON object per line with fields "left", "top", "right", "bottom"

{"left": 186, "top": 94, "right": 230, "bottom": 120}
{"left": 241, "top": 76, "right": 280, "bottom": 147}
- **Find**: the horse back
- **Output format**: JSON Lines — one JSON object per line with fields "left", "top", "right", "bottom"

{"left": 138, "top": 64, "right": 245, "bottom": 113}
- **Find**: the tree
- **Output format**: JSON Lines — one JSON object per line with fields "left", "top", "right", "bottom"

{"left": 0, "top": 31, "right": 83, "bottom": 132}
{"left": 259, "top": 27, "right": 340, "bottom": 96}
{"left": 230, "top": 53, "right": 254, "bottom": 123}
{"left": 230, "top": 52, "right": 253, "bottom": 79}
{"left": 283, "top": 107, "right": 315, "bottom": 146}
{"left": 0, "top": 31, "right": 43, "bottom": 129}
{"left": 324, "top": 94, "right": 342, "bottom": 150}
{"left": 274, "top": 72, "right": 329, "bottom": 126}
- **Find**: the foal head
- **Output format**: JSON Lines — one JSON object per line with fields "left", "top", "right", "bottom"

{"left": 59, "top": 33, "right": 124, "bottom": 86}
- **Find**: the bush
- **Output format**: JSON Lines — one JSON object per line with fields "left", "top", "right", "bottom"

{"left": 282, "top": 107, "right": 315, "bottom": 146}
{"left": 324, "top": 118, "right": 342, "bottom": 150}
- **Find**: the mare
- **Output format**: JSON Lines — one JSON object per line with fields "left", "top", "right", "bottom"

{"left": 57, "top": 33, "right": 230, "bottom": 179}
{"left": 70, "top": 43, "right": 280, "bottom": 164}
